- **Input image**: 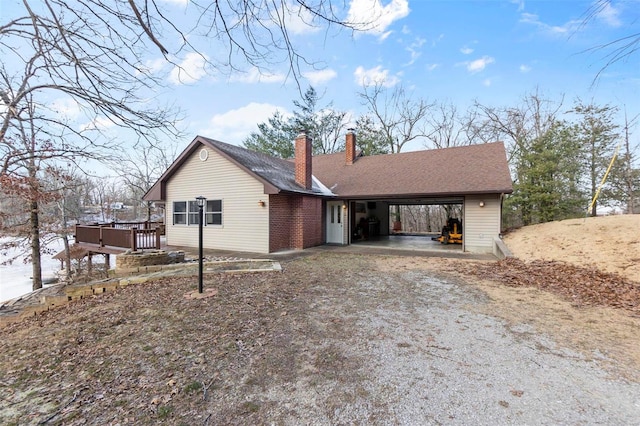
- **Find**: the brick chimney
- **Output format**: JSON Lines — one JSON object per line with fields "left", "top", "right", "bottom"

{"left": 346, "top": 128, "right": 356, "bottom": 165}
{"left": 295, "top": 130, "right": 312, "bottom": 190}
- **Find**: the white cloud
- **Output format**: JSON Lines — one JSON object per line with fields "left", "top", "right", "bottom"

{"left": 229, "top": 67, "right": 286, "bottom": 84}
{"left": 426, "top": 63, "right": 440, "bottom": 71}
{"left": 519, "top": 64, "right": 531, "bottom": 73}
{"left": 353, "top": 65, "right": 400, "bottom": 87}
{"left": 303, "top": 69, "right": 338, "bottom": 85}
{"left": 405, "top": 37, "right": 426, "bottom": 65}
{"left": 432, "top": 33, "right": 445, "bottom": 47}
{"left": 460, "top": 46, "right": 474, "bottom": 55}
{"left": 282, "top": 2, "right": 321, "bottom": 35}
{"left": 347, "top": 0, "right": 410, "bottom": 39}
{"left": 200, "top": 103, "right": 289, "bottom": 143}
{"left": 510, "top": 0, "right": 525, "bottom": 12}
{"left": 466, "top": 56, "right": 495, "bottom": 73}
{"left": 169, "top": 52, "right": 208, "bottom": 85}
{"left": 521, "top": 2, "right": 621, "bottom": 37}
{"left": 519, "top": 12, "right": 581, "bottom": 35}
{"left": 378, "top": 31, "right": 393, "bottom": 41}
{"left": 596, "top": 1, "right": 622, "bottom": 27}
{"left": 50, "top": 97, "right": 82, "bottom": 120}
{"left": 137, "top": 58, "right": 167, "bottom": 76}
{"left": 79, "top": 115, "right": 118, "bottom": 132}
{"left": 483, "top": 79, "right": 492, "bottom": 87}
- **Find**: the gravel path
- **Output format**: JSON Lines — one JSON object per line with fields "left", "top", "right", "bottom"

{"left": 241, "top": 267, "right": 640, "bottom": 425}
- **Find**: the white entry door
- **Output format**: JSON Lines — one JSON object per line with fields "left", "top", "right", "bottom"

{"left": 326, "top": 202, "right": 344, "bottom": 244}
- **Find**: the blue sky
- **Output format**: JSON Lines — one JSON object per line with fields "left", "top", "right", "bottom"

{"left": 166, "top": 0, "right": 639, "bottom": 150}
{"left": 3, "top": 0, "right": 639, "bottom": 155}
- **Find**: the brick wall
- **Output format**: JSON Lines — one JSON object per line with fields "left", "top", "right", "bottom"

{"left": 346, "top": 130, "right": 356, "bottom": 165}
{"left": 298, "top": 196, "right": 323, "bottom": 248}
{"left": 269, "top": 194, "right": 293, "bottom": 252}
{"left": 269, "top": 194, "right": 324, "bottom": 252}
{"left": 294, "top": 132, "right": 312, "bottom": 190}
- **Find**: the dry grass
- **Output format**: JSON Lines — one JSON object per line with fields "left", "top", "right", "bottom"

{"left": 0, "top": 254, "right": 381, "bottom": 424}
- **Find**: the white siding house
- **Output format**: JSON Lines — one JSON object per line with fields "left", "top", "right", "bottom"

{"left": 166, "top": 146, "right": 270, "bottom": 253}
{"left": 146, "top": 135, "right": 513, "bottom": 255}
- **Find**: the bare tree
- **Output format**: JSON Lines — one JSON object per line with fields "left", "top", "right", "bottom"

{"left": 0, "top": 96, "right": 60, "bottom": 290}
{"left": 0, "top": 5, "right": 179, "bottom": 150}
{"left": 359, "top": 83, "right": 434, "bottom": 153}
{"left": 1, "top": 0, "right": 369, "bottom": 291}
{"left": 425, "top": 101, "right": 483, "bottom": 149}
{"left": 471, "top": 90, "right": 565, "bottom": 226}
{"left": 579, "top": 0, "right": 640, "bottom": 80}
{"left": 44, "top": 166, "right": 90, "bottom": 279}
{"left": 110, "top": 139, "right": 180, "bottom": 222}
{"left": 470, "top": 89, "right": 564, "bottom": 164}
{"left": 1, "top": 1, "right": 366, "bottom": 145}
{"left": 605, "top": 110, "right": 639, "bottom": 214}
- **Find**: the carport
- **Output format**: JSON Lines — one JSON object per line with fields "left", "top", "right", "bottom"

{"left": 346, "top": 197, "right": 464, "bottom": 252}
{"left": 313, "top": 138, "right": 513, "bottom": 255}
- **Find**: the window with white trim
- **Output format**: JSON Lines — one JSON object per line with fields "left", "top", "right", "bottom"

{"left": 172, "top": 201, "right": 187, "bottom": 225}
{"left": 188, "top": 200, "right": 200, "bottom": 225}
{"left": 172, "top": 200, "right": 223, "bottom": 226}
{"left": 205, "top": 200, "right": 222, "bottom": 225}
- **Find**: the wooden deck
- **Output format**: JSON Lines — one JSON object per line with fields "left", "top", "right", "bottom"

{"left": 50, "top": 221, "right": 164, "bottom": 274}
{"left": 74, "top": 221, "right": 163, "bottom": 251}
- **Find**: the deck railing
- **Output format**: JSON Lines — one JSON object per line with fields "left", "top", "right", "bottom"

{"left": 96, "top": 221, "right": 165, "bottom": 233}
{"left": 75, "top": 221, "right": 163, "bottom": 250}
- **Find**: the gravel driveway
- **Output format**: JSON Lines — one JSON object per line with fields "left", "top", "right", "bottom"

{"left": 258, "top": 264, "right": 640, "bottom": 425}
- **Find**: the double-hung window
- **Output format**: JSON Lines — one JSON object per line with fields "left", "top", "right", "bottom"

{"left": 172, "top": 201, "right": 187, "bottom": 225}
{"left": 188, "top": 201, "right": 200, "bottom": 225}
{"left": 172, "top": 199, "right": 222, "bottom": 226}
{"left": 205, "top": 200, "right": 222, "bottom": 225}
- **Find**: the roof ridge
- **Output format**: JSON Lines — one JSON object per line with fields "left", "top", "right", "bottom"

{"left": 313, "top": 141, "right": 505, "bottom": 161}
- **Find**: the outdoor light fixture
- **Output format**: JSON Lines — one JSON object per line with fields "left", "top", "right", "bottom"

{"left": 196, "top": 195, "right": 206, "bottom": 209}
{"left": 195, "top": 195, "right": 206, "bottom": 293}
{"left": 342, "top": 204, "right": 347, "bottom": 210}
{"left": 479, "top": 201, "right": 485, "bottom": 207}
{"left": 258, "top": 200, "right": 266, "bottom": 207}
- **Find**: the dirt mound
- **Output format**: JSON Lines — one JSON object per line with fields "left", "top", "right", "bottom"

{"left": 503, "top": 215, "right": 640, "bottom": 283}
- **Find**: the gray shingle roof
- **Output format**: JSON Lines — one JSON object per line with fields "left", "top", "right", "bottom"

{"left": 143, "top": 136, "right": 332, "bottom": 201}
{"left": 199, "top": 137, "right": 333, "bottom": 196}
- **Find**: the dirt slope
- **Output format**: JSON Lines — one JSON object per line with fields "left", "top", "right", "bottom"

{"left": 503, "top": 215, "right": 640, "bottom": 283}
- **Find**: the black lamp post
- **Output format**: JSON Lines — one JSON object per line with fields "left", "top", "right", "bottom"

{"left": 195, "top": 196, "right": 206, "bottom": 293}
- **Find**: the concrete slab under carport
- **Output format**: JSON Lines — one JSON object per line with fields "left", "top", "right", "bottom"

{"left": 166, "top": 233, "right": 497, "bottom": 262}
{"left": 351, "top": 234, "right": 463, "bottom": 252}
